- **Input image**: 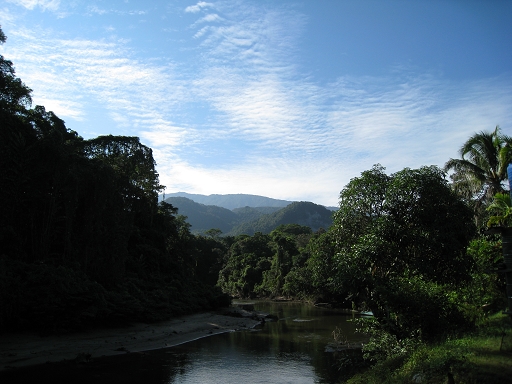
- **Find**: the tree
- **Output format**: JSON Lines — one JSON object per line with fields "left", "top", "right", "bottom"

{"left": 0, "top": 28, "right": 32, "bottom": 114}
{"left": 217, "top": 233, "right": 273, "bottom": 298}
{"left": 296, "top": 230, "right": 337, "bottom": 300}
{"left": 444, "top": 126, "right": 512, "bottom": 225}
{"left": 257, "top": 230, "right": 294, "bottom": 297}
{"left": 487, "top": 192, "right": 512, "bottom": 227}
{"left": 331, "top": 165, "right": 476, "bottom": 342}
{"left": 204, "top": 228, "right": 223, "bottom": 239}
{"left": 82, "top": 135, "right": 163, "bottom": 204}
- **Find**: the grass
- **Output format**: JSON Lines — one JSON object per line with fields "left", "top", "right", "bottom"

{"left": 344, "top": 313, "right": 512, "bottom": 383}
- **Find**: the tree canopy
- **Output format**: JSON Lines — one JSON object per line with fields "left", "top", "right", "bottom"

{"left": 444, "top": 127, "right": 512, "bottom": 226}
{"left": 331, "top": 165, "right": 476, "bottom": 341}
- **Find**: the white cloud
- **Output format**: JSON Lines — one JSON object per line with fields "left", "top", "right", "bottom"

{"left": 86, "top": 5, "right": 147, "bottom": 16}
{"left": 193, "top": 26, "right": 209, "bottom": 39}
{"left": 0, "top": 7, "right": 17, "bottom": 23}
{"left": 37, "top": 98, "right": 84, "bottom": 120}
{"left": 7, "top": 0, "right": 59, "bottom": 12}
{"left": 201, "top": 13, "right": 221, "bottom": 22}
{"left": 185, "top": 1, "right": 214, "bottom": 13}
{"left": 87, "top": 5, "right": 107, "bottom": 15}
{"left": 3, "top": 28, "right": 188, "bottom": 140}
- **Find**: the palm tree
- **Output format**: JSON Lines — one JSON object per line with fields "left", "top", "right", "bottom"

{"left": 445, "top": 126, "right": 511, "bottom": 205}
{"left": 487, "top": 192, "right": 512, "bottom": 227}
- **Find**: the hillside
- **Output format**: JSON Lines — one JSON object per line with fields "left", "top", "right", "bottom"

{"left": 231, "top": 206, "right": 282, "bottom": 222}
{"left": 163, "top": 192, "right": 293, "bottom": 210}
{"left": 164, "top": 197, "right": 239, "bottom": 233}
{"left": 164, "top": 197, "right": 333, "bottom": 235}
{"left": 229, "top": 201, "right": 333, "bottom": 236}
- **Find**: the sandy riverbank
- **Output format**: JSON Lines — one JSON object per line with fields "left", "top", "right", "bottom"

{"left": 0, "top": 308, "right": 262, "bottom": 371}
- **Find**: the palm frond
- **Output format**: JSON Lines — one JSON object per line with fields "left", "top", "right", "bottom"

{"left": 487, "top": 192, "right": 512, "bottom": 227}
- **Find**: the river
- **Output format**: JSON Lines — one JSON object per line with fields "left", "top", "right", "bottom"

{"left": 1, "top": 301, "right": 367, "bottom": 383}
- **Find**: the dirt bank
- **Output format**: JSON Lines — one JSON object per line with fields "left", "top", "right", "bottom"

{"left": 0, "top": 308, "right": 262, "bottom": 371}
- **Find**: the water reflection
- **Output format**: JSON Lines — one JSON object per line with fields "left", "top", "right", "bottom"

{"left": 0, "top": 302, "right": 366, "bottom": 384}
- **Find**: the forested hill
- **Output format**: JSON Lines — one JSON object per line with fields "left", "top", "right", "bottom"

{"left": 163, "top": 192, "right": 293, "bottom": 209}
{"left": 230, "top": 201, "right": 333, "bottom": 235}
{"left": 164, "top": 197, "right": 240, "bottom": 233}
{"left": 164, "top": 198, "right": 332, "bottom": 235}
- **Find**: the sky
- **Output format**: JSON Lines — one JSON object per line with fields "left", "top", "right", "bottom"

{"left": 1, "top": 0, "right": 511, "bottom": 206}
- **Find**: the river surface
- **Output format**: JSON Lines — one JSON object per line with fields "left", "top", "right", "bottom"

{"left": 1, "top": 301, "right": 367, "bottom": 384}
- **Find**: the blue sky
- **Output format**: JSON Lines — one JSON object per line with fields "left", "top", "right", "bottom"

{"left": 1, "top": 0, "right": 511, "bottom": 206}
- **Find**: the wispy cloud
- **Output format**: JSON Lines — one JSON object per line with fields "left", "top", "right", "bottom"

{"left": 87, "top": 5, "right": 107, "bottom": 16}
{"left": 3, "top": 27, "right": 189, "bottom": 143}
{"left": 1, "top": 1, "right": 510, "bottom": 206}
{"left": 7, "top": 0, "right": 59, "bottom": 12}
{"left": 185, "top": 1, "right": 214, "bottom": 13}
{"left": 86, "top": 5, "right": 147, "bottom": 17}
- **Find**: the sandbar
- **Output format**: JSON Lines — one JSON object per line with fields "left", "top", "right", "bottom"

{"left": 0, "top": 308, "right": 262, "bottom": 371}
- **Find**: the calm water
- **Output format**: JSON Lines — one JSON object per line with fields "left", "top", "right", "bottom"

{"left": 1, "top": 301, "right": 366, "bottom": 384}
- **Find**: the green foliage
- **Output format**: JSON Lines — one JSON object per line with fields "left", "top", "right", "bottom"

{"left": 356, "top": 317, "right": 420, "bottom": 363}
{"left": 217, "top": 233, "right": 274, "bottom": 297}
{"left": 445, "top": 126, "right": 512, "bottom": 228}
{"left": 464, "top": 236, "right": 507, "bottom": 314}
{"left": 331, "top": 165, "right": 477, "bottom": 342}
{"left": 281, "top": 266, "right": 311, "bottom": 298}
{"left": 487, "top": 192, "right": 512, "bottom": 227}
{"left": 273, "top": 223, "right": 312, "bottom": 236}
{"left": 302, "top": 231, "right": 340, "bottom": 299}
{"left": 188, "top": 233, "right": 228, "bottom": 286}
{"left": 216, "top": 224, "right": 317, "bottom": 298}
{"left": 347, "top": 314, "right": 512, "bottom": 384}
{"left": 399, "top": 344, "right": 466, "bottom": 383}
{"left": 257, "top": 231, "right": 293, "bottom": 294}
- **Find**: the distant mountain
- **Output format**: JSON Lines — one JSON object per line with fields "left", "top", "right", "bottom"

{"left": 163, "top": 197, "right": 333, "bottom": 236}
{"left": 163, "top": 192, "right": 293, "bottom": 210}
{"left": 229, "top": 201, "right": 333, "bottom": 236}
{"left": 164, "top": 197, "right": 239, "bottom": 233}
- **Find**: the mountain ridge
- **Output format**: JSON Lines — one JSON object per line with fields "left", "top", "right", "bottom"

{"left": 161, "top": 192, "right": 337, "bottom": 211}
{"left": 162, "top": 192, "right": 294, "bottom": 210}
{"left": 163, "top": 196, "right": 333, "bottom": 235}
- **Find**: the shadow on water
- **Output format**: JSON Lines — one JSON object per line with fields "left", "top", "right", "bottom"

{"left": 0, "top": 301, "right": 367, "bottom": 384}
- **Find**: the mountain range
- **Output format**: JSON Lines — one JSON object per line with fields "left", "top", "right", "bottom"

{"left": 162, "top": 193, "right": 335, "bottom": 235}
{"left": 162, "top": 192, "right": 294, "bottom": 210}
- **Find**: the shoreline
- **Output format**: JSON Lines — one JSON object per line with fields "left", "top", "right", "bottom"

{"left": 0, "top": 308, "right": 262, "bottom": 371}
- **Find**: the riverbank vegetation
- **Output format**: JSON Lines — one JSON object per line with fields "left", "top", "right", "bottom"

{"left": 1, "top": 25, "right": 511, "bottom": 381}
{"left": 344, "top": 313, "right": 512, "bottom": 383}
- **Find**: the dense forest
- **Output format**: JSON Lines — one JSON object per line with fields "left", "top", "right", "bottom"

{"left": 1, "top": 25, "right": 511, "bottom": 380}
